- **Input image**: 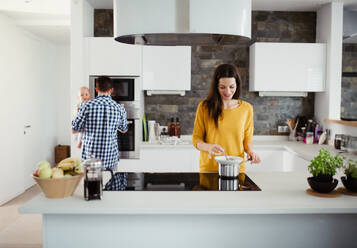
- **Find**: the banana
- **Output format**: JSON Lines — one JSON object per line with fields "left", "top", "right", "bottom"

{"left": 74, "top": 164, "right": 83, "bottom": 174}
{"left": 57, "top": 157, "right": 81, "bottom": 171}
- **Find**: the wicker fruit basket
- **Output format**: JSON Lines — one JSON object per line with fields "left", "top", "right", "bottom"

{"left": 33, "top": 174, "right": 84, "bottom": 199}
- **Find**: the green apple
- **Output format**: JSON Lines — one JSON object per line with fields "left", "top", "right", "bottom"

{"left": 64, "top": 173, "right": 72, "bottom": 177}
{"left": 52, "top": 168, "right": 64, "bottom": 179}
{"left": 37, "top": 161, "right": 51, "bottom": 170}
{"left": 39, "top": 167, "right": 52, "bottom": 178}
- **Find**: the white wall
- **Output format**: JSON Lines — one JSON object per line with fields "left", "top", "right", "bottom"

{"left": 70, "top": 0, "right": 94, "bottom": 158}
{"left": 315, "top": 2, "right": 343, "bottom": 123}
{"left": 0, "top": 12, "right": 63, "bottom": 204}
{"left": 55, "top": 45, "right": 71, "bottom": 145}
{"left": 315, "top": 3, "right": 357, "bottom": 143}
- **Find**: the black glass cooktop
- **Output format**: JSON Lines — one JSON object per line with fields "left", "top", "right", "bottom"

{"left": 106, "top": 172, "right": 261, "bottom": 191}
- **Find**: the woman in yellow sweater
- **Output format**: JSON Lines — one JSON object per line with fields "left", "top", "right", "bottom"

{"left": 192, "top": 63, "right": 260, "bottom": 172}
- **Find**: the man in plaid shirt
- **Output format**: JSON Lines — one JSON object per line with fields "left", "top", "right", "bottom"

{"left": 72, "top": 76, "right": 128, "bottom": 190}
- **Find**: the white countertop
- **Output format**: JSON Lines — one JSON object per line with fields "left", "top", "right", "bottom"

{"left": 19, "top": 136, "right": 357, "bottom": 215}
{"left": 19, "top": 171, "right": 357, "bottom": 215}
{"left": 142, "top": 135, "right": 357, "bottom": 161}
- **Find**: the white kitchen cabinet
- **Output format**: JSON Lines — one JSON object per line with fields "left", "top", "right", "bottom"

{"left": 116, "top": 146, "right": 200, "bottom": 172}
{"left": 249, "top": 42, "right": 326, "bottom": 96}
{"left": 85, "top": 37, "right": 142, "bottom": 76}
{"left": 142, "top": 46, "right": 191, "bottom": 93}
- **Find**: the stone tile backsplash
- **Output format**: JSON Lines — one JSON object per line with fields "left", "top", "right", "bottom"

{"left": 144, "top": 11, "right": 316, "bottom": 135}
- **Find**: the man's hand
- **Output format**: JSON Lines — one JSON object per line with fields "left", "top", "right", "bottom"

{"left": 118, "top": 129, "right": 128, "bottom": 134}
{"left": 72, "top": 129, "right": 79, "bottom": 134}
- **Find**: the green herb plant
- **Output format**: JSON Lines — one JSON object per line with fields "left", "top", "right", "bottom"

{"left": 308, "top": 148, "right": 343, "bottom": 176}
{"left": 343, "top": 159, "right": 357, "bottom": 179}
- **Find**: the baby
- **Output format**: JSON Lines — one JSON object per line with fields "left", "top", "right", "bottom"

{"left": 74, "top": 86, "right": 91, "bottom": 148}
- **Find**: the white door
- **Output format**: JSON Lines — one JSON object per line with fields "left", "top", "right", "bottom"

{"left": 0, "top": 20, "right": 25, "bottom": 204}
{"left": 21, "top": 38, "right": 45, "bottom": 189}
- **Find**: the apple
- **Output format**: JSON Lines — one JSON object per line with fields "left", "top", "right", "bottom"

{"left": 37, "top": 161, "right": 51, "bottom": 170}
{"left": 33, "top": 168, "right": 41, "bottom": 177}
{"left": 52, "top": 168, "right": 64, "bottom": 179}
{"left": 64, "top": 173, "right": 72, "bottom": 177}
{"left": 39, "top": 167, "right": 52, "bottom": 178}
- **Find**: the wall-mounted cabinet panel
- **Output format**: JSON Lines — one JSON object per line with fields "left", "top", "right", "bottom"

{"left": 142, "top": 46, "right": 191, "bottom": 91}
{"left": 86, "top": 37, "right": 142, "bottom": 76}
{"left": 249, "top": 42, "right": 326, "bottom": 93}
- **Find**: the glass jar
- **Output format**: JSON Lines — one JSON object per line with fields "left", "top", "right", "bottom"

{"left": 347, "top": 136, "right": 357, "bottom": 153}
{"left": 334, "top": 134, "right": 342, "bottom": 150}
{"left": 341, "top": 135, "right": 349, "bottom": 151}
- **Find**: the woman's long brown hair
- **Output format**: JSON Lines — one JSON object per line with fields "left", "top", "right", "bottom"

{"left": 203, "top": 63, "right": 241, "bottom": 128}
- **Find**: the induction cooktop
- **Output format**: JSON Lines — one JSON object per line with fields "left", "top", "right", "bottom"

{"left": 105, "top": 172, "right": 261, "bottom": 191}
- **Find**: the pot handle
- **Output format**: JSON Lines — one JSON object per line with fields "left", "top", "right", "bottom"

{"left": 103, "top": 168, "right": 115, "bottom": 188}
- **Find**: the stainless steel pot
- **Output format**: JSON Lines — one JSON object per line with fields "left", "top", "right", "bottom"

{"left": 219, "top": 178, "right": 238, "bottom": 191}
{"left": 215, "top": 156, "right": 243, "bottom": 179}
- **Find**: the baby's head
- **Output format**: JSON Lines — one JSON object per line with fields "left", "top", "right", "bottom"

{"left": 78, "top": 86, "right": 90, "bottom": 102}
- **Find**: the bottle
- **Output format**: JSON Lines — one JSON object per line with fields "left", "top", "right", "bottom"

{"left": 148, "top": 120, "right": 156, "bottom": 143}
{"left": 175, "top": 117, "right": 181, "bottom": 138}
{"left": 169, "top": 117, "right": 176, "bottom": 137}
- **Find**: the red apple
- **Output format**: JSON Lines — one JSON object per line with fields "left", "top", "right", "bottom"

{"left": 33, "top": 168, "right": 41, "bottom": 177}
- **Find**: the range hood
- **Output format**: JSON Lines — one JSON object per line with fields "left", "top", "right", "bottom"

{"left": 114, "top": 0, "right": 251, "bottom": 46}
{"left": 343, "top": 10, "right": 357, "bottom": 43}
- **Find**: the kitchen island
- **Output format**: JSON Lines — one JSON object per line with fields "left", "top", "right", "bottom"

{"left": 19, "top": 170, "right": 357, "bottom": 248}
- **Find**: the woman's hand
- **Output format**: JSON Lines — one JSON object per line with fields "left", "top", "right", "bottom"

{"left": 207, "top": 144, "right": 225, "bottom": 158}
{"left": 247, "top": 151, "right": 261, "bottom": 163}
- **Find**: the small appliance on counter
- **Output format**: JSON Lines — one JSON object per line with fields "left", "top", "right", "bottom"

{"left": 83, "top": 157, "right": 104, "bottom": 201}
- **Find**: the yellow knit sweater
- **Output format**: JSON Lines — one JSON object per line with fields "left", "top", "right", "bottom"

{"left": 192, "top": 100, "right": 254, "bottom": 172}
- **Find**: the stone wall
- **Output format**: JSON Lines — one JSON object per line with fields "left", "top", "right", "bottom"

{"left": 144, "top": 11, "right": 316, "bottom": 135}
{"left": 341, "top": 44, "right": 357, "bottom": 119}
{"left": 94, "top": 9, "right": 113, "bottom": 37}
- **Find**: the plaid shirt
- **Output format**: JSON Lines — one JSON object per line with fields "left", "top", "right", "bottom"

{"left": 72, "top": 94, "right": 128, "bottom": 170}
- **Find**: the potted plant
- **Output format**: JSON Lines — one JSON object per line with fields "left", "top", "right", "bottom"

{"left": 341, "top": 159, "right": 357, "bottom": 192}
{"left": 307, "top": 148, "right": 343, "bottom": 193}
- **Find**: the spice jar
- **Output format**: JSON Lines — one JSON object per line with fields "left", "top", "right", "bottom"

{"left": 306, "top": 132, "right": 314, "bottom": 145}
{"left": 334, "top": 134, "right": 342, "bottom": 150}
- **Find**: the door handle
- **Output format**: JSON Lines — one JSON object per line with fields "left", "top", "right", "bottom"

{"left": 24, "top": 125, "right": 31, "bottom": 135}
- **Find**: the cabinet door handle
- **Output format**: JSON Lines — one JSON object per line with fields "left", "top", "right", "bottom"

{"left": 24, "top": 125, "right": 31, "bottom": 128}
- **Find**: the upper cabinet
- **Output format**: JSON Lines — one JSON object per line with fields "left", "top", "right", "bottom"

{"left": 85, "top": 37, "right": 142, "bottom": 76}
{"left": 142, "top": 46, "right": 191, "bottom": 95}
{"left": 249, "top": 42, "right": 326, "bottom": 96}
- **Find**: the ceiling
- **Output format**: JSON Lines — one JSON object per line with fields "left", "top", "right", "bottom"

{"left": 0, "top": 0, "right": 70, "bottom": 45}
{"left": 252, "top": 0, "right": 357, "bottom": 11}
{"left": 0, "top": 0, "right": 356, "bottom": 45}
{"left": 87, "top": 0, "right": 357, "bottom": 11}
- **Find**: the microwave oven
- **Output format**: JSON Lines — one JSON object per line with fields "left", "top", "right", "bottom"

{"left": 89, "top": 76, "right": 141, "bottom": 119}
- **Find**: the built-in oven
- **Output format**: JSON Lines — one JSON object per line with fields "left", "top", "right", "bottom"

{"left": 89, "top": 76, "right": 141, "bottom": 159}
{"left": 117, "top": 119, "right": 141, "bottom": 159}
